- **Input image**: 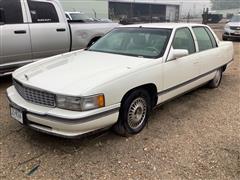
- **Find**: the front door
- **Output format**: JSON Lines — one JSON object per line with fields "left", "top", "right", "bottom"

{"left": 161, "top": 27, "right": 200, "bottom": 102}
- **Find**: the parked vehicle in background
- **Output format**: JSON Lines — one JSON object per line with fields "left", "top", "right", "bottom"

{"left": 99, "top": 18, "right": 113, "bottom": 23}
{"left": 7, "top": 23, "right": 234, "bottom": 138}
{"left": 223, "top": 14, "right": 240, "bottom": 41}
{"left": 0, "top": 0, "right": 118, "bottom": 76}
{"left": 65, "top": 11, "right": 113, "bottom": 23}
{"left": 65, "top": 11, "right": 96, "bottom": 22}
{"left": 202, "top": 10, "right": 223, "bottom": 24}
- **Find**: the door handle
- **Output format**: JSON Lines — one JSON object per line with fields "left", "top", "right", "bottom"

{"left": 56, "top": 28, "right": 66, "bottom": 32}
{"left": 14, "top": 30, "right": 27, "bottom": 34}
{"left": 193, "top": 62, "right": 199, "bottom": 65}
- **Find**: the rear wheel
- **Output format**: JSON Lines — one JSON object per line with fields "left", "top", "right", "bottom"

{"left": 113, "top": 89, "right": 151, "bottom": 136}
{"left": 207, "top": 68, "right": 223, "bottom": 88}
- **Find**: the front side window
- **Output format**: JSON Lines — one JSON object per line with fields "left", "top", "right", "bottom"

{"left": 89, "top": 28, "right": 172, "bottom": 58}
{"left": 28, "top": 0, "right": 59, "bottom": 23}
{"left": 0, "top": 0, "right": 23, "bottom": 24}
{"left": 172, "top": 27, "right": 196, "bottom": 54}
{"left": 193, "top": 27, "right": 213, "bottom": 51}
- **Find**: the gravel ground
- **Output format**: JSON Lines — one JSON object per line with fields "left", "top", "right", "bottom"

{"left": 0, "top": 25, "right": 239, "bottom": 180}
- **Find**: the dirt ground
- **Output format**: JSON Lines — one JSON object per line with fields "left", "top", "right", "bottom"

{"left": 0, "top": 25, "right": 239, "bottom": 180}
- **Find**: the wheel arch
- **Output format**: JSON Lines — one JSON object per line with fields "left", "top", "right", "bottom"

{"left": 120, "top": 83, "right": 158, "bottom": 109}
{"left": 87, "top": 36, "right": 102, "bottom": 48}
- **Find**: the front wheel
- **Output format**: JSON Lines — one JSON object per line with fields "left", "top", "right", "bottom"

{"left": 113, "top": 89, "right": 151, "bottom": 137}
{"left": 207, "top": 68, "right": 223, "bottom": 88}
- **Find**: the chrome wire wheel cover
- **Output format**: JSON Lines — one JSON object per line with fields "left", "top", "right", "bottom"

{"left": 127, "top": 97, "right": 147, "bottom": 130}
{"left": 214, "top": 69, "right": 221, "bottom": 86}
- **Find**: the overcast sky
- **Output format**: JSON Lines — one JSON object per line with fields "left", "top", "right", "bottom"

{"left": 179, "top": 0, "right": 212, "bottom": 16}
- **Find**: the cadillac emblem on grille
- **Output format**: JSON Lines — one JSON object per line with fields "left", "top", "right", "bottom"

{"left": 24, "top": 74, "right": 29, "bottom": 81}
{"left": 13, "top": 79, "right": 56, "bottom": 107}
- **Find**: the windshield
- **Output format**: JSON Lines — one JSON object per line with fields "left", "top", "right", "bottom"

{"left": 69, "top": 13, "right": 93, "bottom": 21}
{"left": 89, "top": 28, "right": 172, "bottom": 58}
{"left": 231, "top": 15, "right": 240, "bottom": 22}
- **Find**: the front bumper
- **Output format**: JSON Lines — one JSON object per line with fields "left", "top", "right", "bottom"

{"left": 223, "top": 32, "right": 240, "bottom": 40}
{"left": 7, "top": 86, "right": 120, "bottom": 138}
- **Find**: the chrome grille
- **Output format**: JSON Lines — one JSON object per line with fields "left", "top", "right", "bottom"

{"left": 230, "top": 26, "right": 240, "bottom": 30}
{"left": 13, "top": 80, "right": 56, "bottom": 107}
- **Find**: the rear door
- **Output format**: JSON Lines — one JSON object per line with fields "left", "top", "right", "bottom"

{"left": 26, "top": 0, "right": 70, "bottom": 59}
{"left": 192, "top": 26, "right": 221, "bottom": 75}
{"left": 0, "top": 0, "right": 32, "bottom": 67}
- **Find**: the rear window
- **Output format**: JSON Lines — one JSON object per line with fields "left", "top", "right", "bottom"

{"left": 0, "top": 0, "right": 23, "bottom": 24}
{"left": 28, "top": 0, "right": 59, "bottom": 23}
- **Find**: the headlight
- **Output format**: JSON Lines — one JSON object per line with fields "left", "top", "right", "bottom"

{"left": 56, "top": 94, "right": 105, "bottom": 111}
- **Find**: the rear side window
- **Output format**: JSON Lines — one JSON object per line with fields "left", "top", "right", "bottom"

{"left": 192, "top": 27, "right": 213, "bottom": 51}
{"left": 172, "top": 27, "right": 196, "bottom": 54}
{"left": 205, "top": 27, "right": 218, "bottom": 48}
{"left": 0, "top": 0, "right": 23, "bottom": 24}
{"left": 28, "top": 0, "right": 59, "bottom": 23}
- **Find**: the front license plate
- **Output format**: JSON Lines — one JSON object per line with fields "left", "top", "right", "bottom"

{"left": 235, "top": 30, "right": 240, "bottom": 34}
{"left": 10, "top": 107, "right": 23, "bottom": 124}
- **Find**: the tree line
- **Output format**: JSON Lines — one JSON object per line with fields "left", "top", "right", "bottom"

{"left": 211, "top": 0, "right": 240, "bottom": 10}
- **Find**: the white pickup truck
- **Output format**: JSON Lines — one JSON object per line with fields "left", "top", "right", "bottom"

{"left": 0, "top": 0, "right": 118, "bottom": 76}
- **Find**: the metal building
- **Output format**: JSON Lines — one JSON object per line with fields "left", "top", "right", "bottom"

{"left": 109, "top": 0, "right": 180, "bottom": 23}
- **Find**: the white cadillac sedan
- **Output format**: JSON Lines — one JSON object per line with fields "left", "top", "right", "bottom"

{"left": 7, "top": 23, "right": 234, "bottom": 138}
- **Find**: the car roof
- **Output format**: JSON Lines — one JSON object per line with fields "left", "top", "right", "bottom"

{"left": 122, "top": 23, "right": 207, "bottom": 29}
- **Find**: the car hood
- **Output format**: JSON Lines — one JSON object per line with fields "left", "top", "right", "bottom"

{"left": 227, "top": 22, "right": 240, "bottom": 27}
{"left": 13, "top": 50, "right": 155, "bottom": 96}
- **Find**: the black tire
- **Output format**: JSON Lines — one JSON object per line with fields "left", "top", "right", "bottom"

{"left": 207, "top": 68, "right": 223, "bottom": 89}
{"left": 222, "top": 35, "right": 228, "bottom": 41}
{"left": 113, "top": 89, "right": 151, "bottom": 137}
{"left": 222, "top": 65, "right": 227, "bottom": 72}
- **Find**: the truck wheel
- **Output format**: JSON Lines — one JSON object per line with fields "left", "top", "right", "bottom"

{"left": 113, "top": 89, "right": 151, "bottom": 137}
{"left": 207, "top": 68, "right": 223, "bottom": 88}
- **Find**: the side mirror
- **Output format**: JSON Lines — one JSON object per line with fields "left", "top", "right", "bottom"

{"left": 171, "top": 49, "right": 189, "bottom": 60}
{"left": 226, "top": 19, "right": 230, "bottom": 23}
{"left": 0, "top": 8, "right": 5, "bottom": 25}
